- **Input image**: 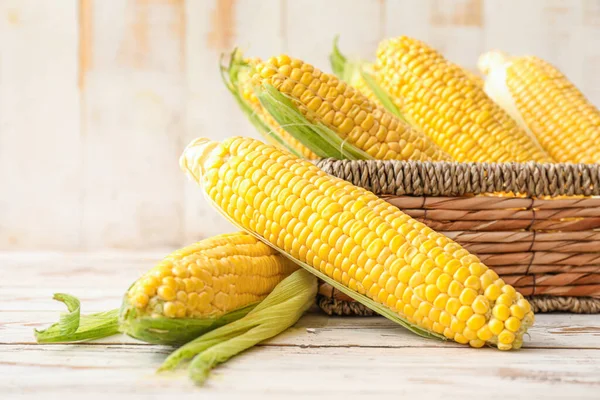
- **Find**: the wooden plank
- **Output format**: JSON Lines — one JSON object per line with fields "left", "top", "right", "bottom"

{"left": 0, "top": 0, "right": 82, "bottom": 250}
{"left": 183, "top": 0, "right": 284, "bottom": 243}
{"left": 580, "top": 0, "right": 600, "bottom": 106}
{"left": 385, "top": 0, "right": 485, "bottom": 72}
{"left": 2, "top": 251, "right": 600, "bottom": 350}
{"left": 1, "top": 345, "right": 599, "bottom": 399}
{"left": 79, "top": 0, "right": 186, "bottom": 249}
{"left": 0, "top": 251, "right": 168, "bottom": 288}
{"left": 2, "top": 250, "right": 600, "bottom": 398}
{"left": 285, "top": 0, "right": 384, "bottom": 71}
{"left": 4, "top": 310, "right": 600, "bottom": 350}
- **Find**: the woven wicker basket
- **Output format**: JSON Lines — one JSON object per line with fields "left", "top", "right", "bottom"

{"left": 314, "top": 159, "right": 600, "bottom": 314}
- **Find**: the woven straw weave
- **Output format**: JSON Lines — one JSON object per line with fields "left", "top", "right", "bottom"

{"left": 314, "top": 159, "right": 600, "bottom": 314}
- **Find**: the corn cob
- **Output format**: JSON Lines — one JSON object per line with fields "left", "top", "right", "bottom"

{"left": 121, "top": 232, "right": 298, "bottom": 344}
{"left": 375, "top": 36, "right": 553, "bottom": 163}
{"left": 36, "top": 232, "right": 299, "bottom": 346}
{"left": 250, "top": 55, "right": 452, "bottom": 161}
{"left": 479, "top": 51, "right": 600, "bottom": 164}
{"left": 181, "top": 136, "right": 534, "bottom": 350}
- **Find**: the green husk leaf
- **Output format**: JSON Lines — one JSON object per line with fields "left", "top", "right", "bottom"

{"left": 329, "top": 36, "right": 408, "bottom": 123}
{"left": 220, "top": 50, "right": 303, "bottom": 158}
{"left": 118, "top": 298, "right": 258, "bottom": 346}
{"left": 256, "top": 84, "right": 374, "bottom": 160}
{"left": 54, "top": 293, "right": 80, "bottom": 334}
{"left": 359, "top": 70, "right": 408, "bottom": 123}
{"left": 329, "top": 35, "right": 353, "bottom": 82}
{"left": 201, "top": 193, "right": 445, "bottom": 342}
{"left": 34, "top": 293, "right": 120, "bottom": 343}
{"left": 159, "top": 269, "right": 317, "bottom": 386}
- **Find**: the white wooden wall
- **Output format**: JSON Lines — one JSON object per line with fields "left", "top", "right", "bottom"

{"left": 1, "top": 0, "right": 599, "bottom": 250}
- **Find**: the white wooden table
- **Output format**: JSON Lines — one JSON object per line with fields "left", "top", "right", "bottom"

{"left": 1, "top": 252, "right": 599, "bottom": 399}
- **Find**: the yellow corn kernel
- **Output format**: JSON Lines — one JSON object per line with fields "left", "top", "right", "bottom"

{"left": 130, "top": 293, "right": 149, "bottom": 309}
{"left": 498, "top": 329, "right": 516, "bottom": 345}
{"left": 439, "top": 311, "right": 452, "bottom": 327}
{"left": 484, "top": 284, "right": 502, "bottom": 301}
{"left": 505, "top": 316, "right": 522, "bottom": 332}
{"left": 488, "top": 319, "right": 504, "bottom": 336}
{"left": 464, "top": 275, "right": 481, "bottom": 290}
{"left": 436, "top": 273, "right": 452, "bottom": 293}
{"left": 477, "top": 325, "right": 494, "bottom": 341}
{"left": 518, "top": 298, "right": 532, "bottom": 314}
{"left": 497, "top": 343, "right": 512, "bottom": 351}
{"left": 459, "top": 288, "right": 478, "bottom": 306}
{"left": 425, "top": 284, "right": 440, "bottom": 302}
{"left": 454, "top": 333, "right": 469, "bottom": 344}
{"left": 445, "top": 297, "right": 461, "bottom": 315}
{"left": 472, "top": 296, "right": 490, "bottom": 314}
{"left": 466, "top": 314, "right": 486, "bottom": 331}
{"left": 457, "top": 306, "right": 474, "bottom": 322}
{"left": 463, "top": 328, "right": 478, "bottom": 341}
{"left": 496, "top": 293, "right": 513, "bottom": 306}
{"left": 158, "top": 285, "right": 176, "bottom": 302}
{"left": 492, "top": 304, "right": 511, "bottom": 321}
{"left": 433, "top": 293, "right": 449, "bottom": 309}
{"left": 448, "top": 280, "right": 464, "bottom": 298}
{"left": 451, "top": 318, "right": 466, "bottom": 334}
{"left": 510, "top": 304, "right": 526, "bottom": 319}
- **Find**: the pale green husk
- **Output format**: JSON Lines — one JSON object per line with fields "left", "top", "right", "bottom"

{"left": 483, "top": 60, "right": 544, "bottom": 149}
{"left": 256, "top": 84, "right": 374, "bottom": 160}
{"left": 159, "top": 269, "right": 317, "bottom": 386}
{"left": 329, "top": 36, "right": 408, "bottom": 123}
{"left": 34, "top": 293, "right": 120, "bottom": 343}
{"left": 119, "top": 298, "right": 258, "bottom": 346}
{"left": 34, "top": 293, "right": 259, "bottom": 346}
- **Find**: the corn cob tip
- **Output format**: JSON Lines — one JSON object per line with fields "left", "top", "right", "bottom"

{"left": 180, "top": 137, "right": 219, "bottom": 183}
{"left": 478, "top": 50, "right": 510, "bottom": 76}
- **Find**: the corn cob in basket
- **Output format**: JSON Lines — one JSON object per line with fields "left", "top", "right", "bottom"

{"left": 479, "top": 51, "right": 600, "bottom": 164}
{"left": 224, "top": 49, "right": 452, "bottom": 162}
{"left": 180, "top": 136, "right": 535, "bottom": 350}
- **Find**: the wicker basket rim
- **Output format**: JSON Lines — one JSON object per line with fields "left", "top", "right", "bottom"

{"left": 315, "top": 159, "right": 600, "bottom": 198}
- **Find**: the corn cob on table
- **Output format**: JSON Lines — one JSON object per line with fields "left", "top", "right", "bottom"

{"left": 3, "top": 251, "right": 600, "bottom": 399}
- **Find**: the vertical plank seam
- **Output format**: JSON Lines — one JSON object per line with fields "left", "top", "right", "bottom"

{"left": 379, "top": 0, "right": 386, "bottom": 42}
{"left": 280, "top": 0, "right": 288, "bottom": 52}
{"left": 78, "top": 0, "right": 93, "bottom": 249}
{"left": 179, "top": 0, "right": 187, "bottom": 245}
